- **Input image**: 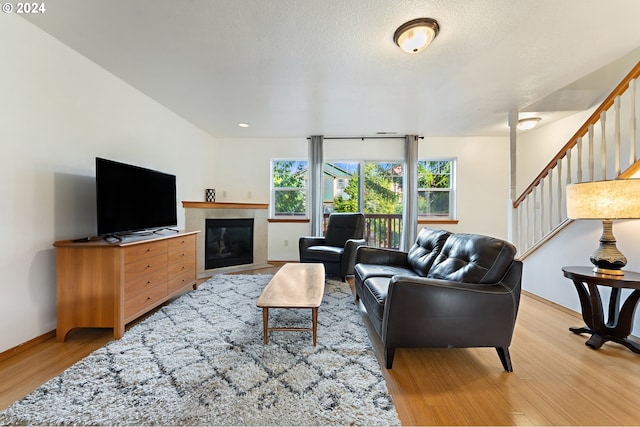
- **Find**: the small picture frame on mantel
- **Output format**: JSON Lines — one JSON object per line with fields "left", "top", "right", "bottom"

{"left": 205, "top": 189, "right": 216, "bottom": 202}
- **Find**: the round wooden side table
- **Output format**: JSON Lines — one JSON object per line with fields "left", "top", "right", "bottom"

{"left": 562, "top": 266, "right": 640, "bottom": 354}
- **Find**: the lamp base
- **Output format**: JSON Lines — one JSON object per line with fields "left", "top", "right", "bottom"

{"left": 590, "top": 219, "right": 627, "bottom": 276}
{"left": 592, "top": 266, "right": 625, "bottom": 276}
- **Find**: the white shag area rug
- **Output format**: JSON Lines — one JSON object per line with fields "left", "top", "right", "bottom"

{"left": 0, "top": 274, "right": 400, "bottom": 426}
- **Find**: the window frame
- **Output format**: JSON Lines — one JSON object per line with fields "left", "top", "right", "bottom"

{"left": 417, "top": 158, "right": 456, "bottom": 220}
{"left": 270, "top": 159, "right": 309, "bottom": 218}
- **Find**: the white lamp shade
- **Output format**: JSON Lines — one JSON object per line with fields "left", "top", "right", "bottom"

{"left": 566, "top": 179, "right": 640, "bottom": 219}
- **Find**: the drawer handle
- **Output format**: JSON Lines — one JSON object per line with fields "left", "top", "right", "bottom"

{"left": 146, "top": 264, "right": 151, "bottom": 268}
{"left": 146, "top": 248, "right": 152, "bottom": 252}
{"left": 146, "top": 296, "right": 151, "bottom": 301}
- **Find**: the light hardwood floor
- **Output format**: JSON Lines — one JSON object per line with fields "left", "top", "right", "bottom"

{"left": 2, "top": 264, "right": 640, "bottom": 425}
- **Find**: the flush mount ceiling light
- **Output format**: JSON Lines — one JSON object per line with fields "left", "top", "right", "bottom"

{"left": 516, "top": 117, "right": 541, "bottom": 131}
{"left": 394, "top": 18, "right": 440, "bottom": 53}
{"left": 238, "top": 122, "right": 249, "bottom": 128}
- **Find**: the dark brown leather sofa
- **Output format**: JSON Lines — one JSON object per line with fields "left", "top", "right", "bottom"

{"left": 354, "top": 228, "right": 523, "bottom": 371}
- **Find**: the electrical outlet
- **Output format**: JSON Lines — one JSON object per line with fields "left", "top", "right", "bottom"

{"left": 284, "top": 240, "right": 289, "bottom": 247}
{"left": 247, "top": 191, "right": 252, "bottom": 198}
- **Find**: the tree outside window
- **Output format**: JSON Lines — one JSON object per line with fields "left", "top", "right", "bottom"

{"left": 272, "top": 160, "right": 307, "bottom": 216}
{"left": 361, "top": 163, "right": 404, "bottom": 214}
{"left": 417, "top": 159, "right": 455, "bottom": 218}
{"left": 331, "top": 162, "right": 359, "bottom": 213}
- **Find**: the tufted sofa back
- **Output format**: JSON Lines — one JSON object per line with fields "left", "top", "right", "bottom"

{"left": 407, "top": 228, "right": 452, "bottom": 276}
{"left": 426, "top": 233, "right": 517, "bottom": 284}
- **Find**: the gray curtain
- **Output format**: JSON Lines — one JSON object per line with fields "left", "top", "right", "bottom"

{"left": 309, "top": 135, "right": 324, "bottom": 236}
{"left": 400, "top": 135, "right": 419, "bottom": 251}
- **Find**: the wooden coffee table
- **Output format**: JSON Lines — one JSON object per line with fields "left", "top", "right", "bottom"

{"left": 256, "top": 263, "right": 325, "bottom": 345}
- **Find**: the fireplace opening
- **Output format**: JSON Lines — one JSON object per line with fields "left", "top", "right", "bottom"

{"left": 205, "top": 218, "right": 254, "bottom": 269}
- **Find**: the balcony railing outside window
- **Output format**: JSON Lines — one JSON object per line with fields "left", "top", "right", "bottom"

{"left": 323, "top": 213, "right": 402, "bottom": 249}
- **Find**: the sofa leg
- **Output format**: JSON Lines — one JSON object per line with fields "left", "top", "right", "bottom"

{"left": 496, "top": 347, "right": 513, "bottom": 372}
{"left": 384, "top": 348, "right": 396, "bottom": 369}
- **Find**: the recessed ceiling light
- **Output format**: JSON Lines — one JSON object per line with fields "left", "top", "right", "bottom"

{"left": 238, "top": 123, "right": 249, "bottom": 128}
{"left": 517, "top": 117, "right": 541, "bottom": 131}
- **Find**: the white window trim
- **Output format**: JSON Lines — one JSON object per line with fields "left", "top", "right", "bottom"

{"left": 270, "top": 159, "right": 308, "bottom": 218}
{"left": 417, "top": 158, "right": 457, "bottom": 220}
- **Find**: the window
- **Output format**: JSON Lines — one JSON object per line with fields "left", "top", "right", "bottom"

{"left": 325, "top": 162, "right": 359, "bottom": 213}
{"left": 319, "top": 161, "right": 405, "bottom": 215}
{"left": 417, "top": 159, "right": 455, "bottom": 218}
{"left": 362, "top": 162, "right": 404, "bottom": 215}
{"left": 271, "top": 160, "right": 307, "bottom": 217}
{"left": 325, "top": 161, "right": 403, "bottom": 249}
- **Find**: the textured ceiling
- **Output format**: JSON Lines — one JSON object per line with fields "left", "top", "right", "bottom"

{"left": 21, "top": 0, "right": 640, "bottom": 138}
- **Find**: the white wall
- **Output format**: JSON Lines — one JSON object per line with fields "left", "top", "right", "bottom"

{"left": 210, "top": 137, "right": 306, "bottom": 204}
{"left": 0, "top": 16, "right": 215, "bottom": 353}
{"left": 212, "top": 136, "right": 511, "bottom": 261}
{"left": 421, "top": 136, "right": 511, "bottom": 239}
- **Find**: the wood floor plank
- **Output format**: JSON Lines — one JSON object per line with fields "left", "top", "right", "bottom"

{"left": 2, "top": 264, "right": 640, "bottom": 425}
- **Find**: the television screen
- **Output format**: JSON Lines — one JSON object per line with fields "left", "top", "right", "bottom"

{"left": 96, "top": 157, "right": 177, "bottom": 236}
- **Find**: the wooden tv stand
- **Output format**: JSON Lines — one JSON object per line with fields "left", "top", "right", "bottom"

{"left": 53, "top": 230, "right": 199, "bottom": 341}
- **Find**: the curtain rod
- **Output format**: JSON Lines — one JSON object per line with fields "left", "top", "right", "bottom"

{"left": 307, "top": 136, "right": 423, "bottom": 140}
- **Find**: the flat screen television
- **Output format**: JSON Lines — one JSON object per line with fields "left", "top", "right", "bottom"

{"left": 96, "top": 157, "right": 177, "bottom": 236}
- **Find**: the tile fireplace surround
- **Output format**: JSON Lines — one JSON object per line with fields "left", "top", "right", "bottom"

{"left": 183, "top": 201, "right": 269, "bottom": 276}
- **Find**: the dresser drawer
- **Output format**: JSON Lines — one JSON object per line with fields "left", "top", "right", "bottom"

{"left": 125, "top": 251, "right": 167, "bottom": 271}
{"left": 168, "top": 269, "right": 196, "bottom": 293}
{"left": 168, "top": 258, "right": 195, "bottom": 275}
{"left": 125, "top": 252, "right": 167, "bottom": 276}
{"left": 168, "top": 244, "right": 196, "bottom": 264}
{"left": 124, "top": 252, "right": 168, "bottom": 296}
{"left": 167, "top": 234, "right": 196, "bottom": 250}
{"left": 167, "top": 234, "right": 196, "bottom": 293}
{"left": 125, "top": 268, "right": 168, "bottom": 297}
{"left": 124, "top": 281, "right": 167, "bottom": 319}
{"left": 125, "top": 240, "right": 168, "bottom": 264}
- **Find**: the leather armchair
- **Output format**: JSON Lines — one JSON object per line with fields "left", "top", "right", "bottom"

{"left": 299, "top": 212, "right": 366, "bottom": 280}
{"left": 355, "top": 229, "right": 522, "bottom": 371}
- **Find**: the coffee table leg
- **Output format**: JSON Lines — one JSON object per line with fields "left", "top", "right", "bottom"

{"left": 262, "top": 308, "right": 269, "bottom": 344}
{"left": 312, "top": 307, "right": 318, "bottom": 346}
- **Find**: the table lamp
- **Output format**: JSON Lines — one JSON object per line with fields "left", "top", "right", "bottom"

{"left": 566, "top": 179, "right": 640, "bottom": 276}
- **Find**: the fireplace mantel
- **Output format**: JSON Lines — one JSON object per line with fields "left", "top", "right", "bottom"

{"left": 182, "top": 201, "right": 268, "bottom": 210}
{"left": 183, "top": 201, "right": 269, "bottom": 276}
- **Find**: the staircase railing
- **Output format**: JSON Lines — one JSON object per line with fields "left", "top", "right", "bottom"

{"left": 513, "top": 61, "right": 640, "bottom": 257}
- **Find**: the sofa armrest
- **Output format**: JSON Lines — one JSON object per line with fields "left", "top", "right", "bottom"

{"left": 355, "top": 246, "right": 409, "bottom": 266}
{"left": 341, "top": 238, "right": 367, "bottom": 277}
{"left": 299, "top": 236, "right": 327, "bottom": 262}
{"left": 299, "top": 236, "right": 326, "bottom": 252}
